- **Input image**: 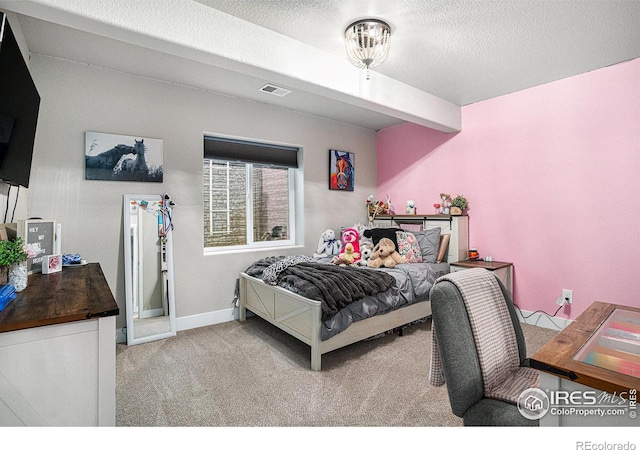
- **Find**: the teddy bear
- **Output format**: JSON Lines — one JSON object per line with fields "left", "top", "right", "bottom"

{"left": 331, "top": 242, "right": 360, "bottom": 266}
{"left": 368, "top": 237, "right": 405, "bottom": 269}
{"left": 340, "top": 227, "right": 361, "bottom": 263}
{"left": 313, "top": 229, "right": 342, "bottom": 258}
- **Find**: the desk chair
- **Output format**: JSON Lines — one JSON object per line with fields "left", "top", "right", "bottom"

{"left": 429, "top": 268, "right": 539, "bottom": 426}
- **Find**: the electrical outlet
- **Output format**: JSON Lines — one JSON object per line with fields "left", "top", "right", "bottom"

{"left": 562, "top": 289, "right": 573, "bottom": 305}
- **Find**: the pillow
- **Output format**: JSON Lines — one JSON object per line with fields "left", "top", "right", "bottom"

{"left": 395, "top": 231, "right": 423, "bottom": 263}
{"left": 412, "top": 227, "right": 441, "bottom": 263}
{"left": 436, "top": 234, "right": 451, "bottom": 263}
{"left": 363, "top": 227, "right": 401, "bottom": 250}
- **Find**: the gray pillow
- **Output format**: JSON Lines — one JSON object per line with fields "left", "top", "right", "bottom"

{"left": 412, "top": 227, "right": 441, "bottom": 263}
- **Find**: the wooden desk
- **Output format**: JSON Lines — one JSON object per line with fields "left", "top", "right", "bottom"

{"left": 0, "top": 263, "right": 119, "bottom": 426}
{"left": 531, "top": 301, "right": 640, "bottom": 393}
{"left": 531, "top": 301, "right": 640, "bottom": 426}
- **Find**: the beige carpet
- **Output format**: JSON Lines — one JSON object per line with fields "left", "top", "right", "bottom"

{"left": 116, "top": 316, "right": 558, "bottom": 427}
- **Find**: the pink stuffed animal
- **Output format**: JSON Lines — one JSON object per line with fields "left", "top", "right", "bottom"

{"left": 341, "top": 227, "right": 361, "bottom": 262}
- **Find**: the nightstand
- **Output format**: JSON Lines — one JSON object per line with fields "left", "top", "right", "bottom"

{"left": 449, "top": 260, "right": 514, "bottom": 301}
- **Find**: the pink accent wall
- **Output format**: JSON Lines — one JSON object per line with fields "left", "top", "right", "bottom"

{"left": 377, "top": 58, "right": 640, "bottom": 320}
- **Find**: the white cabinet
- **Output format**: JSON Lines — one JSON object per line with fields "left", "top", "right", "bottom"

{"left": 0, "top": 316, "right": 115, "bottom": 426}
{"left": 0, "top": 263, "right": 118, "bottom": 426}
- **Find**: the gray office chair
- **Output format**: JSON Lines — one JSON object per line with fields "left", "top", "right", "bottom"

{"left": 429, "top": 268, "right": 539, "bottom": 426}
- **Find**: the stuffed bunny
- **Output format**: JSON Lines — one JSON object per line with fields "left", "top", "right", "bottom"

{"left": 313, "top": 229, "right": 342, "bottom": 258}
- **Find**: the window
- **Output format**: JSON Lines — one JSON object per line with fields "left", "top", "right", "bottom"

{"left": 203, "top": 136, "right": 298, "bottom": 250}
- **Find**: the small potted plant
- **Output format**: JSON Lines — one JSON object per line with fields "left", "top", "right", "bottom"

{"left": 450, "top": 195, "right": 469, "bottom": 215}
{"left": 0, "top": 237, "right": 28, "bottom": 287}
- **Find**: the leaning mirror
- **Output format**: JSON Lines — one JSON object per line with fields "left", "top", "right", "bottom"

{"left": 123, "top": 194, "right": 176, "bottom": 345}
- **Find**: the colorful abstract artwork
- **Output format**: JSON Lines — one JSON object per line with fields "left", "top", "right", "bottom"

{"left": 329, "top": 149, "right": 354, "bottom": 191}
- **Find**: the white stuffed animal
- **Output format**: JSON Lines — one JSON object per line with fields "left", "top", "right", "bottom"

{"left": 356, "top": 241, "right": 374, "bottom": 266}
{"left": 405, "top": 200, "right": 416, "bottom": 214}
{"left": 313, "top": 229, "right": 342, "bottom": 258}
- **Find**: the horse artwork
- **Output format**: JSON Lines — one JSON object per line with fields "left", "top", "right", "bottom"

{"left": 329, "top": 150, "right": 354, "bottom": 191}
{"left": 85, "top": 144, "right": 136, "bottom": 180}
{"left": 115, "top": 139, "right": 158, "bottom": 181}
{"left": 85, "top": 131, "right": 163, "bottom": 182}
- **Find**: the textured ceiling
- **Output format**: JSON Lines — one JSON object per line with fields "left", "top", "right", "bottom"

{"left": 198, "top": 0, "right": 640, "bottom": 105}
{"left": 3, "top": 0, "right": 640, "bottom": 131}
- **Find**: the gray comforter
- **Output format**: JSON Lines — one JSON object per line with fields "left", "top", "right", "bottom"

{"left": 322, "top": 259, "right": 450, "bottom": 340}
{"left": 245, "top": 256, "right": 396, "bottom": 321}
{"left": 244, "top": 256, "right": 450, "bottom": 340}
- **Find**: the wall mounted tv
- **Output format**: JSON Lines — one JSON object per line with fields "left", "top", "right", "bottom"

{"left": 0, "top": 12, "right": 40, "bottom": 188}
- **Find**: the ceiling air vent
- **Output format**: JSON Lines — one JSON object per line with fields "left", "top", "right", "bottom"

{"left": 259, "top": 84, "right": 292, "bottom": 97}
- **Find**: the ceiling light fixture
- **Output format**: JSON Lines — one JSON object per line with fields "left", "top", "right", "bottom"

{"left": 344, "top": 19, "right": 391, "bottom": 80}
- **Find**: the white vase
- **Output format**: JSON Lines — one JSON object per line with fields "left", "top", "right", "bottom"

{"left": 9, "top": 260, "right": 28, "bottom": 292}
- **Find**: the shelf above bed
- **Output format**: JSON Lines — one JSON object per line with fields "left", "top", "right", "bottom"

{"left": 373, "top": 214, "right": 464, "bottom": 225}
{"left": 371, "top": 214, "right": 469, "bottom": 263}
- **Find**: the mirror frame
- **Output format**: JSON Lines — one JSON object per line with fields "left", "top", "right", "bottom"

{"left": 123, "top": 194, "right": 176, "bottom": 345}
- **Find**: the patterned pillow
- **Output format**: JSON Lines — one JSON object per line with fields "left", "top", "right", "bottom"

{"left": 395, "top": 231, "right": 423, "bottom": 263}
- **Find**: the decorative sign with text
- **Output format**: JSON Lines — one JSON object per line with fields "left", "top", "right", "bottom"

{"left": 18, "top": 219, "right": 56, "bottom": 274}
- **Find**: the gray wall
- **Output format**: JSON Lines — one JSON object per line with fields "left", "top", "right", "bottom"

{"left": 25, "top": 54, "right": 378, "bottom": 332}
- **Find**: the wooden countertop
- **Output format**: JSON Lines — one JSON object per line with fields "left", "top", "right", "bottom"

{"left": 374, "top": 214, "right": 465, "bottom": 219}
{"left": 450, "top": 260, "right": 512, "bottom": 270}
{"left": 0, "top": 262, "right": 119, "bottom": 333}
{"left": 530, "top": 301, "right": 640, "bottom": 393}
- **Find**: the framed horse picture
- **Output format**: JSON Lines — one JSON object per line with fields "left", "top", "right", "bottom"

{"left": 329, "top": 149, "right": 354, "bottom": 191}
{"left": 85, "top": 131, "right": 163, "bottom": 182}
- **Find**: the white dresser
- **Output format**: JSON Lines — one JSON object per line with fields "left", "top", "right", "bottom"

{"left": 0, "top": 263, "right": 118, "bottom": 426}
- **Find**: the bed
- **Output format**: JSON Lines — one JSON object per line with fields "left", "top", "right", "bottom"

{"left": 239, "top": 216, "right": 469, "bottom": 370}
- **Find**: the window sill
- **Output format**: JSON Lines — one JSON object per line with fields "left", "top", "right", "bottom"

{"left": 203, "top": 244, "right": 305, "bottom": 256}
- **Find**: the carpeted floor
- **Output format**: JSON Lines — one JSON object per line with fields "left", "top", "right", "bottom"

{"left": 115, "top": 316, "right": 558, "bottom": 427}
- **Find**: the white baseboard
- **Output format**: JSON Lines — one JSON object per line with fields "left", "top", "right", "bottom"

{"left": 116, "top": 307, "right": 239, "bottom": 344}
{"left": 176, "top": 307, "right": 239, "bottom": 332}
{"left": 516, "top": 308, "right": 571, "bottom": 331}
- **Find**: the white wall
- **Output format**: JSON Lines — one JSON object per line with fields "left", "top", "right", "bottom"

{"left": 26, "top": 54, "right": 378, "bottom": 331}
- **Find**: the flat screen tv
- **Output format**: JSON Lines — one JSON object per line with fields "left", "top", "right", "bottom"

{"left": 0, "top": 12, "right": 40, "bottom": 188}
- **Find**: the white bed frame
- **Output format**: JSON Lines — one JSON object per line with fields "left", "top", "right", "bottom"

{"left": 239, "top": 215, "right": 468, "bottom": 371}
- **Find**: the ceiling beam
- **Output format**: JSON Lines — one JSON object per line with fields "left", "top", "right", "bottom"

{"left": 1, "top": 0, "right": 461, "bottom": 132}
